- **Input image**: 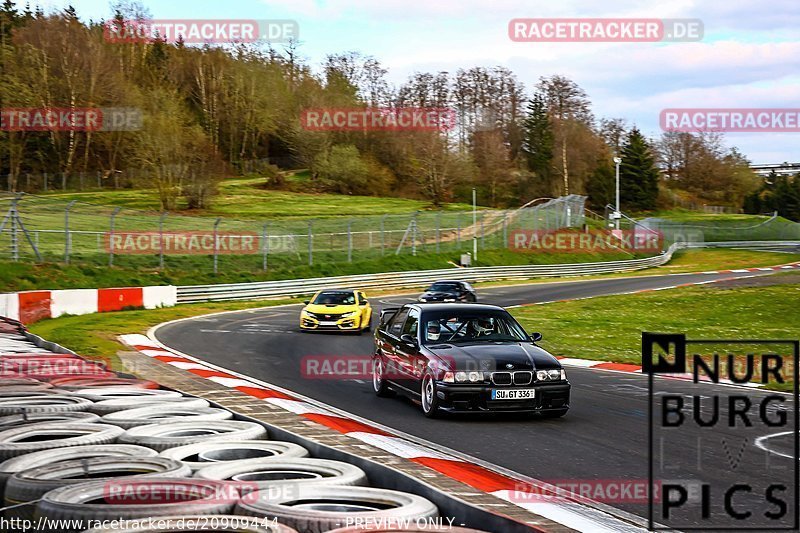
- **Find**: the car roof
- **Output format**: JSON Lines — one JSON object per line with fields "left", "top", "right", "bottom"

{"left": 409, "top": 303, "right": 505, "bottom": 313}
{"left": 429, "top": 280, "right": 466, "bottom": 284}
{"left": 316, "top": 288, "right": 359, "bottom": 293}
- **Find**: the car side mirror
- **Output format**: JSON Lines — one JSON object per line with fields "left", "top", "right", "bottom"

{"left": 400, "top": 334, "right": 417, "bottom": 347}
{"left": 360, "top": 300, "right": 368, "bottom": 306}
{"left": 303, "top": 300, "right": 310, "bottom": 305}
{"left": 529, "top": 332, "right": 543, "bottom": 342}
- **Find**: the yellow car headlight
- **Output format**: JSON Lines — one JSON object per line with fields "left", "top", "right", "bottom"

{"left": 341, "top": 311, "right": 358, "bottom": 318}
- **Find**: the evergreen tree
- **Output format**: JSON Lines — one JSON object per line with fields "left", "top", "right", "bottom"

{"left": 619, "top": 128, "right": 659, "bottom": 211}
{"left": 520, "top": 93, "right": 554, "bottom": 196}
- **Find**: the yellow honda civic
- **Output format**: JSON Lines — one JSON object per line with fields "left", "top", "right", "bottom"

{"left": 300, "top": 289, "right": 372, "bottom": 334}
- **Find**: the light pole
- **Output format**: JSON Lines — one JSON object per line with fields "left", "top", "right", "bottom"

{"left": 613, "top": 156, "right": 622, "bottom": 230}
{"left": 472, "top": 187, "right": 477, "bottom": 262}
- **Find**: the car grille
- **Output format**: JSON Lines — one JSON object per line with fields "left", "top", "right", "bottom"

{"left": 309, "top": 312, "right": 344, "bottom": 320}
{"left": 513, "top": 371, "right": 533, "bottom": 385}
{"left": 491, "top": 371, "right": 533, "bottom": 386}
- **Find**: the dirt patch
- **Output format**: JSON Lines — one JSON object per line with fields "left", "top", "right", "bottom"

{"left": 707, "top": 272, "right": 800, "bottom": 289}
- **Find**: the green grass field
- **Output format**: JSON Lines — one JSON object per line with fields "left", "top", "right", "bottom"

{"left": 511, "top": 273, "right": 800, "bottom": 366}
{"left": 34, "top": 177, "right": 476, "bottom": 219}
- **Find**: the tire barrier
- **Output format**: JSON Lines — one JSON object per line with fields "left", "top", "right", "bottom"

{"left": 101, "top": 406, "right": 234, "bottom": 429}
{"left": 70, "top": 388, "right": 183, "bottom": 402}
{"left": 195, "top": 458, "right": 368, "bottom": 489}
{"left": 0, "top": 423, "right": 124, "bottom": 460}
{"left": 90, "top": 396, "right": 210, "bottom": 415}
{"left": 159, "top": 441, "right": 309, "bottom": 471}
{"left": 0, "top": 394, "right": 93, "bottom": 416}
{"left": 37, "top": 478, "right": 241, "bottom": 532}
{"left": 0, "top": 444, "right": 156, "bottom": 501}
{"left": 4, "top": 457, "right": 191, "bottom": 520}
{"left": 118, "top": 421, "right": 268, "bottom": 452}
{"left": 0, "top": 411, "right": 100, "bottom": 429}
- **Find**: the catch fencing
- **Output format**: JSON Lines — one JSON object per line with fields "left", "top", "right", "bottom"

{"left": 0, "top": 193, "right": 585, "bottom": 273}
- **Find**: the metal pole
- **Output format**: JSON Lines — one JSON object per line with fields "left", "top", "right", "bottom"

{"left": 213, "top": 218, "right": 221, "bottom": 275}
{"left": 64, "top": 200, "right": 77, "bottom": 264}
{"left": 10, "top": 196, "right": 18, "bottom": 261}
{"left": 159, "top": 212, "right": 168, "bottom": 270}
{"left": 456, "top": 212, "right": 461, "bottom": 248}
{"left": 307, "top": 221, "right": 313, "bottom": 266}
{"left": 380, "top": 215, "right": 386, "bottom": 256}
{"left": 472, "top": 188, "right": 477, "bottom": 262}
{"left": 108, "top": 207, "right": 122, "bottom": 266}
{"left": 435, "top": 212, "right": 440, "bottom": 254}
{"left": 480, "top": 213, "right": 485, "bottom": 250}
{"left": 262, "top": 223, "right": 269, "bottom": 272}
{"left": 347, "top": 219, "right": 352, "bottom": 263}
{"left": 614, "top": 156, "right": 622, "bottom": 230}
{"left": 411, "top": 212, "right": 418, "bottom": 257}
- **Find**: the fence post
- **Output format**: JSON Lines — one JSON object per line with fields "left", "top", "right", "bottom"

{"left": 79, "top": 171, "right": 85, "bottom": 191}
{"left": 9, "top": 195, "right": 18, "bottom": 261}
{"left": 347, "top": 219, "right": 353, "bottom": 263}
{"left": 96, "top": 171, "right": 102, "bottom": 189}
{"left": 502, "top": 212, "right": 508, "bottom": 249}
{"left": 411, "top": 212, "right": 418, "bottom": 256}
{"left": 380, "top": 215, "right": 386, "bottom": 256}
{"left": 62, "top": 172, "right": 67, "bottom": 191}
{"left": 480, "top": 213, "right": 485, "bottom": 249}
{"left": 64, "top": 200, "right": 77, "bottom": 264}
{"left": 43, "top": 172, "right": 48, "bottom": 193}
{"left": 212, "top": 218, "right": 221, "bottom": 275}
{"left": 262, "top": 223, "right": 269, "bottom": 272}
{"left": 159, "top": 212, "right": 168, "bottom": 270}
{"left": 456, "top": 213, "right": 461, "bottom": 248}
{"left": 436, "top": 212, "right": 440, "bottom": 254}
{"left": 108, "top": 207, "right": 122, "bottom": 266}
{"left": 307, "top": 221, "right": 313, "bottom": 266}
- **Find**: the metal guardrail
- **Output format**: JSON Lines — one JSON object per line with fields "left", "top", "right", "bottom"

{"left": 175, "top": 240, "right": 800, "bottom": 303}
{"left": 177, "top": 244, "right": 681, "bottom": 303}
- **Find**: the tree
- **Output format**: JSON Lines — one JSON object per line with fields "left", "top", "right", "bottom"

{"left": 619, "top": 128, "right": 659, "bottom": 211}
{"left": 536, "top": 75, "right": 594, "bottom": 195}
{"left": 520, "top": 93, "right": 554, "bottom": 199}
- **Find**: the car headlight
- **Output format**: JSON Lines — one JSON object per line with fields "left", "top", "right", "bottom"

{"left": 301, "top": 310, "right": 313, "bottom": 318}
{"left": 468, "top": 371, "right": 481, "bottom": 383}
{"left": 444, "top": 298, "right": 455, "bottom": 302}
{"left": 536, "top": 369, "right": 566, "bottom": 381}
{"left": 341, "top": 311, "right": 358, "bottom": 318}
{"left": 455, "top": 371, "right": 468, "bottom": 382}
{"left": 443, "top": 372, "right": 455, "bottom": 383}
{"left": 419, "top": 298, "right": 427, "bottom": 302}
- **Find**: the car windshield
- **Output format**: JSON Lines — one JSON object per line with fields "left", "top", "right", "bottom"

{"left": 421, "top": 310, "right": 528, "bottom": 344}
{"left": 427, "top": 282, "right": 460, "bottom": 291}
{"left": 312, "top": 291, "right": 356, "bottom": 305}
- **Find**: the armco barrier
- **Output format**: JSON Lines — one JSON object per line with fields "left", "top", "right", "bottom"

{"left": 176, "top": 244, "right": 681, "bottom": 303}
{"left": 0, "top": 285, "right": 177, "bottom": 324}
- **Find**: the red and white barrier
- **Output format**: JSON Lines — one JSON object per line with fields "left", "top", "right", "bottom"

{"left": 0, "top": 286, "right": 176, "bottom": 324}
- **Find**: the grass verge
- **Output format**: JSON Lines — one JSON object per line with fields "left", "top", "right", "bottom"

{"left": 510, "top": 273, "right": 800, "bottom": 390}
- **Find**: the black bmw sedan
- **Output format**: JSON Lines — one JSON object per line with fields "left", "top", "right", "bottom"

{"left": 417, "top": 280, "right": 477, "bottom": 303}
{"left": 372, "top": 303, "right": 570, "bottom": 418}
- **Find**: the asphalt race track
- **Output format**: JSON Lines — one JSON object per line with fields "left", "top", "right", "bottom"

{"left": 155, "top": 269, "right": 797, "bottom": 527}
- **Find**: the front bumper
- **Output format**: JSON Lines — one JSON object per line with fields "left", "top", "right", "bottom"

{"left": 434, "top": 381, "right": 570, "bottom": 413}
{"left": 300, "top": 316, "right": 360, "bottom": 331}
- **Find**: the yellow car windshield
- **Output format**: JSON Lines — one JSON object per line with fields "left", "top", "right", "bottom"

{"left": 312, "top": 291, "right": 356, "bottom": 305}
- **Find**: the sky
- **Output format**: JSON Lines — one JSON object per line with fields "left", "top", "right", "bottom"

{"left": 15, "top": 0, "right": 800, "bottom": 164}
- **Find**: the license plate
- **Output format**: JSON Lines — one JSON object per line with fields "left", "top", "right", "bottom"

{"left": 492, "top": 389, "right": 535, "bottom": 400}
{"left": 318, "top": 321, "right": 337, "bottom": 325}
